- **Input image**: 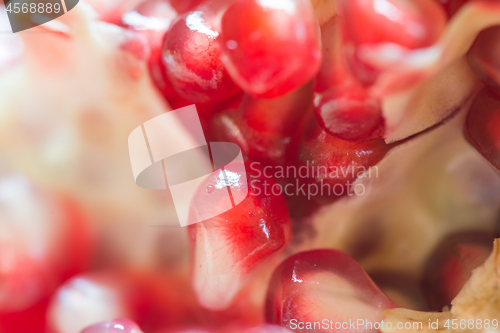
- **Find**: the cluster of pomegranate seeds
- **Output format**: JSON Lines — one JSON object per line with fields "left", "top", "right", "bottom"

{"left": 189, "top": 162, "right": 291, "bottom": 310}
{"left": 314, "top": 19, "right": 384, "bottom": 142}
{"left": 219, "top": 0, "right": 322, "bottom": 98}
{"left": 465, "top": 88, "right": 500, "bottom": 171}
{"left": 423, "top": 232, "right": 495, "bottom": 311}
{"left": 338, "top": 0, "right": 447, "bottom": 85}
{"left": 266, "top": 250, "right": 397, "bottom": 331}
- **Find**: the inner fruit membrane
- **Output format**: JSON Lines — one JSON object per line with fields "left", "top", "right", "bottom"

{"left": 2, "top": 0, "right": 500, "bottom": 332}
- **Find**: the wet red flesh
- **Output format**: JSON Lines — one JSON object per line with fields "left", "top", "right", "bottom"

{"left": 314, "top": 18, "right": 384, "bottom": 142}
{"left": 339, "top": 0, "right": 447, "bottom": 85}
{"left": 219, "top": 0, "right": 322, "bottom": 98}
{"left": 296, "top": 115, "right": 393, "bottom": 203}
{"left": 161, "top": 3, "right": 241, "bottom": 104}
{"left": 189, "top": 162, "right": 291, "bottom": 310}
{"left": 265, "top": 249, "right": 397, "bottom": 332}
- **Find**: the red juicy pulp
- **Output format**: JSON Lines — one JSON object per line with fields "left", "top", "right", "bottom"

{"left": 314, "top": 18, "right": 384, "bottom": 142}
{"left": 468, "top": 25, "right": 500, "bottom": 97}
{"left": 219, "top": 0, "right": 322, "bottom": 98}
{"left": 208, "top": 83, "right": 314, "bottom": 168}
{"left": 161, "top": 1, "right": 241, "bottom": 105}
{"left": 338, "top": 0, "right": 447, "bottom": 86}
{"left": 465, "top": 87, "right": 500, "bottom": 171}
{"left": 188, "top": 162, "right": 291, "bottom": 311}
{"left": 339, "top": 0, "right": 447, "bottom": 49}
{"left": 423, "top": 232, "right": 495, "bottom": 311}
{"left": 189, "top": 162, "right": 291, "bottom": 267}
{"left": 296, "top": 115, "right": 393, "bottom": 203}
{"left": 265, "top": 249, "right": 397, "bottom": 331}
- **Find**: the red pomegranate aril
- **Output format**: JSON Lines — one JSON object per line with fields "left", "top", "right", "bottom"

{"left": 189, "top": 162, "right": 291, "bottom": 311}
{"left": 0, "top": 175, "right": 91, "bottom": 313}
{"left": 80, "top": 318, "right": 144, "bottom": 333}
{"left": 339, "top": 0, "right": 447, "bottom": 49}
{"left": 423, "top": 231, "right": 495, "bottom": 311}
{"left": 468, "top": 26, "right": 500, "bottom": 97}
{"left": 296, "top": 115, "right": 392, "bottom": 203}
{"left": 314, "top": 19, "right": 384, "bottom": 142}
{"left": 219, "top": 0, "right": 322, "bottom": 98}
{"left": 161, "top": 1, "right": 241, "bottom": 105}
{"left": 465, "top": 87, "right": 500, "bottom": 171}
{"left": 339, "top": 0, "right": 446, "bottom": 86}
{"left": 209, "top": 83, "right": 313, "bottom": 167}
{"left": 265, "top": 250, "right": 397, "bottom": 332}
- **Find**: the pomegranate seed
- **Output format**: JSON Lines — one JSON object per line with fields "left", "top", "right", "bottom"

{"left": 0, "top": 176, "right": 91, "bottom": 312}
{"left": 465, "top": 87, "right": 500, "bottom": 171}
{"left": 423, "top": 231, "right": 494, "bottom": 311}
{"left": 339, "top": 0, "right": 446, "bottom": 49}
{"left": 80, "top": 318, "right": 144, "bottom": 333}
{"left": 265, "top": 249, "right": 397, "bottom": 331}
{"left": 47, "top": 272, "right": 140, "bottom": 333}
{"left": 339, "top": 0, "right": 447, "bottom": 85}
{"left": 468, "top": 26, "right": 500, "bottom": 97}
{"left": 314, "top": 19, "right": 384, "bottom": 142}
{"left": 219, "top": 0, "right": 322, "bottom": 98}
{"left": 209, "top": 83, "right": 313, "bottom": 167}
{"left": 296, "top": 115, "right": 392, "bottom": 203}
{"left": 161, "top": 2, "right": 241, "bottom": 104}
{"left": 189, "top": 162, "right": 291, "bottom": 310}
{"left": 435, "top": 0, "right": 469, "bottom": 17}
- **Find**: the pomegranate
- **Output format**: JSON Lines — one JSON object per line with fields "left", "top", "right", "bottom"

{"left": 1, "top": 0, "right": 500, "bottom": 332}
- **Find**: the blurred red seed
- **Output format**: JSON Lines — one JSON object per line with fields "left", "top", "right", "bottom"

{"left": 465, "top": 87, "right": 500, "bottom": 171}
{"left": 423, "top": 231, "right": 494, "bottom": 311}
{"left": 339, "top": 0, "right": 446, "bottom": 85}
{"left": 219, "top": 0, "right": 322, "bottom": 98}
{"left": 468, "top": 26, "right": 500, "bottom": 97}
{"left": 265, "top": 249, "right": 397, "bottom": 331}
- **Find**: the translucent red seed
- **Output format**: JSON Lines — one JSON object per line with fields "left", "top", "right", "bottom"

{"left": 339, "top": 0, "right": 447, "bottom": 85}
{"left": 296, "top": 116, "right": 392, "bottom": 203}
{"left": 189, "top": 162, "right": 291, "bottom": 310}
{"left": 219, "top": 0, "right": 322, "bottom": 98}
{"left": 161, "top": 3, "right": 241, "bottom": 104}
{"left": 265, "top": 249, "right": 397, "bottom": 331}
{"left": 314, "top": 19, "right": 384, "bottom": 142}
{"left": 465, "top": 87, "right": 500, "bottom": 171}
{"left": 339, "top": 0, "right": 447, "bottom": 49}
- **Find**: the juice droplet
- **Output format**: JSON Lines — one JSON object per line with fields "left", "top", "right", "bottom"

{"left": 206, "top": 184, "right": 215, "bottom": 194}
